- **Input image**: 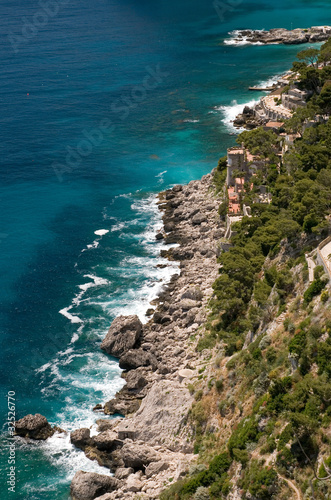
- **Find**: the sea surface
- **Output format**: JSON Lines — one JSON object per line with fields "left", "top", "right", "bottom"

{"left": 0, "top": 0, "right": 329, "bottom": 498}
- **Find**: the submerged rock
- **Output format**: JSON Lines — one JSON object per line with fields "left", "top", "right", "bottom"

{"left": 70, "top": 471, "right": 120, "bottom": 500}
{"left": 100, "top": 315, "right": 142, "bottom": 357}
{"left": 15, "top": 413, "right": 55, "bottom": 440}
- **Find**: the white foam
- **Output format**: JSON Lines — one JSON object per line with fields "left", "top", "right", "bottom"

{"left": 26, "top": 431, "right": 111, "bottom": 486}
{"left": 224, "top": 29, "right": 265, "bottom": 46}
{"left": 85, "top": 240, "right": 99, "bottom": 250}
{"left": 36, "top": 362, "right": 52, "bottom": 374}
{"left": 110, "top": 221, "right": 127, "bottom": 232}
{"left": 257, "top": 73, "right": 285, "bottom": 89}
{"left": 183, "top": 119, "right": 199, "bottom": 123}
{"left": 94, "top": 229, "right": 109, "bottom": 236}
{"left": 78, "top": 274, "right": 109, "bottom": 291}
{"left": 59, "top": 307, "right": 83, "bottom": 323}
{"left": 215, "top": 98, "right": 260, "bottom": 132}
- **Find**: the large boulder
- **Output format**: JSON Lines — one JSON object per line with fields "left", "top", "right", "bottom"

{"left": 104, "top": 395, "right": 140, "bottom": 416}
{"left": 119, "top": 349, "right": 158, "bottom": 371}
{"left": 117, "top": 380, "right": 194, "bottom": 452}
{"left": 100, "top": 315, "right": 142, "bottom": 357}
{"left": 145, "top": 461, "right": 169, "bottom": 478}
{"left": 70, "top": 428, "right": 92, "bottom": 450}
{"left": 114, "top": 467, "right": 134, "bottom": 480}
{"left": 120, "top": 442, "right": 160, "bottom": 470}
{"left": 192, "top": 213, "right": 207, "bottom": 225}
{"left": 92, "top": 430, "right": 122, "bottom": 451}
{"left": 126, "top": 473, "right": 143, "bottom": 492}
{"left": 15, "top": 413, "right": 54, "bottom": 440}
{"left": 181, "top": 287, "right": 203, "bottom": 301}
{"left": 123, "top": 369, "right": 148, "bottom": 392}
{"left": 70, "top": 471, "right": 120, "bottom": 500}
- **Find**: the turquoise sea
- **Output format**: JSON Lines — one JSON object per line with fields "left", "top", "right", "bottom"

{"left": 0, "top": 0, "right": 329, "bottom": 498}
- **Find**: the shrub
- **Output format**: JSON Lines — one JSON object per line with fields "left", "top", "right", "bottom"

{"left": 208, "top": 452, "right": 231, "bottom": 475}
{"left": 259, "top": 335, "right": 272, "bottom": 350}
{"left": 288, "top": 330, "right": 306, "bottom": 357}
{"left": 321, "top": 290, "right": 329, "bottom": 303}
{"left": 314, "top": 265, "right": 324, "bottom": 280}
{"left": 215, "top": 377, "right": 224, "bottom": 392}
{"left": 240, "top": 460, "right": 278, "bottom": 499}
{"left": 181, "top": 470, "right": 216, "bottom": 496}
{"left": 309, "top": 324, "right": 323, "bottom": 339}
{"left": 197, "top": 333, "right": 217, "bottom": 352}
{"left": 304, "top": 278, "right": 327, "bottom": 303}
{"left": 195, "top": 390, "right": 203, "bottom": 401}
{"left": 266, "top": 347, "right": 277, "bottom": 364}
{"left": 194, "top": 486, "right": 210, "bottom": 500}
{"left": 191, "top": 402, "right": 207, "bottom": 431}
{"left": 228, "top": 417, "right": 259, "bottom": 455}
{"left": 232, "top": 448, "right": 249, "bottom": 465}
{"left": 252, "top": 347, "right": 262, "bottom": 360}
{"left": 189, "top": 464, "right": 207, "bottom": 476}
{"left": 261, "top": 437, "right": 276, "bottom": 454}
{"left": 277, "top": 424, "right": 292, "bottom": 450}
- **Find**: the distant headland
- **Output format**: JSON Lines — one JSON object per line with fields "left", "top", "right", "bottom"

{"left": 225, "top": 26, "right": 331, "bottom": 45}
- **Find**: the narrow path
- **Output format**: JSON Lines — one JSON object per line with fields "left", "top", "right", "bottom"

{"left": 278, "top": 473, "right": 302, "bottom": 500}
{"left": 305, "top": 253, "right": 316, "bottom": 282}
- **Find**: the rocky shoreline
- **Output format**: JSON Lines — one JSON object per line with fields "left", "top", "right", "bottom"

{"left": 16, "top": 171, "right": 226, "bottom": 500}
{"left": 227, "top": 26, "right": 331, "bottom": 45}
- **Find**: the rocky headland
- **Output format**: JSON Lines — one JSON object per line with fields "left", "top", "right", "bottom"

{"left": 16, "top": 172, "right": 226, "bottom": 500}
{"left": 227, "top": 26, "right": 331, "bottom": 45}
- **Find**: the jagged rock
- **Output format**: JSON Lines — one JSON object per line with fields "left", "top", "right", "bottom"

{"left": 164, "top": 222, "right": 175, "bottom": 232}
{"left": 93, "top": 404, "right": 103, "bottom": 412}
{"left": 126, "top": 473, "right": 143, "bottom": 492}
{"left": 84, "top": 446, "right": 114, "bottom": 469}
{"left": 92, "top": 430, "right": 122, "bottom": 451}
{"left": 119, "top": 349, "right": 158, "bottom": 371}
{"left": 192, "top": 213, "right": 207, "bottom": 225}
{"left": 15, "top": 413, "right": 55, "bottom": 440}
{"left": 155, "top": 232, "right": 164, "bottom": 240}
{"left": 100, "top": 315, "right": 142, "bottom": 357}
{"left": 114, "top": 467, "right": 134, "bottom": 480}
{"left": 70, "top": 428, "right": 92, "bottom": 450}
{"left": 96, "top": 418, "right": 122, "bottom": 432}
{"left": 172, "top": 185, "right": 183, "bottom": 192}
{"left": 181, "top": 287, "right": 203, "bottom": 301}
{"left": 243, "top": 106, "right": 254, "bottom": 116}
{"left": 70, "top": 471, "right": 120, "bottom": 500}
{"left": 168, "top": 248, "right": 194, "bottom": 261}
{"left": 145, "top": 461, "right": 169, "bottom": 478}
{"left": 117, "top": 380, "right": 194, "bottom": 452}
{"left": 123, "top": 369, "right": 148, "bottom": 392}
{"left": 165, "top": 191, "right": 175, "bottom": 200}
{"left": 104, "top": 395, "right": 140, "bottom": 416}
{"left": 178, "top": 299, "right": 201, "bottom": 311}
{"left": 120, "top": 442, "right": 161, "bottom": 470}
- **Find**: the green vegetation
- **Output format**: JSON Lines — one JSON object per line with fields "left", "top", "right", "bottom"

{"left": 161, "top": 38, "right": 331, "bottom": 500}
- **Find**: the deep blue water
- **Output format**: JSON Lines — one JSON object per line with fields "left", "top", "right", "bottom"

{"left": 0, "top": 0, "right": 329, "bottom": 498}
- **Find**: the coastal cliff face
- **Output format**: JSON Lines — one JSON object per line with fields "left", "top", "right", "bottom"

{"left": 67, "top": 172, "right": 227, "bottom": 499}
